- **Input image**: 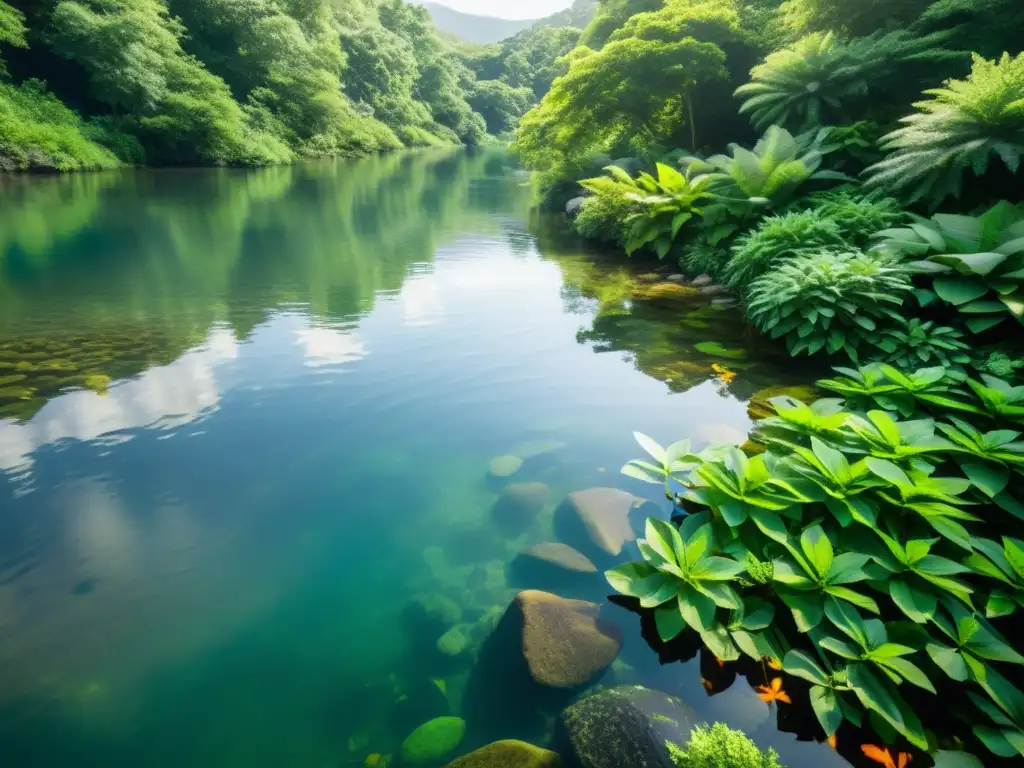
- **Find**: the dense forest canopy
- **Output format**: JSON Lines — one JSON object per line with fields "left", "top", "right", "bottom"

{"left": 0, "top": 0, "right": 588, "bottom": 171}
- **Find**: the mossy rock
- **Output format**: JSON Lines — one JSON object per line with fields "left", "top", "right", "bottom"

{"left": 747, "top": 384, "right": 820, "bottom": 421}
{"left": 444, "top": 740, "right": 561, "bottom": 768}
{"left": 0, "top": 386, "right": 37, "bottom": 400}
{"left": 401, "top": 716, "right": 466, "bottom": 764}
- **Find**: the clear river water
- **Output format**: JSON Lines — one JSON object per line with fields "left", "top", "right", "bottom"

{"left": 0, "top": 149, "right": 846, "bottom": 767}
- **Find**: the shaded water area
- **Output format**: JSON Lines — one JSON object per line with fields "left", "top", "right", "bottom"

{"left": 0, "top": 150, "right": 843, "bottom": 767}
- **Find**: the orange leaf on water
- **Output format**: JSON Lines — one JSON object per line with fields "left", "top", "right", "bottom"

{"left": 755, "top": 677, "right": 791, "bottom": 705}
{"left": 861, "top": 744, "right": 912, "bottom": 768}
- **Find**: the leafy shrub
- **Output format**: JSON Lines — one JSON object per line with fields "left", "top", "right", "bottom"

{"left": 680, "top": 242, "right": 730, "bottom": 278}
{"left": 980, "top": 352, "right": 1024, "bottom": 379}
{"left": 680, "top": 125, "right": 852, "bottom": 244}
{"left": 735, "top": 30, "right": 957, "bottom": 132}
{"left": 0, "top": 80, "right": 121, "bottom": 171}
{"left": 724, "top": 209, "right": 845, "bottom": 289}
{"left": 780, "top": 0, "right": 932, "bottom": 36}
{"left": 580, "top": 163, "right": 715, "bottom": 258}
{"left": 572, "top": 192, "right": 637, "bottom": 248}
{"left": 746, "top": 250, "right": 912, "bottom": 361}
{"left": 668, "top": 723, "right": 782, "bottom": 768}
{"left": 810, "top": 121, "right": 887, "bottom": 174}
{"left": 866, "top": 53, "right": 1024, "bottom": 207}
{"left": 873, "top": 201, "right": 1024, "bottom": 333}
{"left": 801, "top": 188, "right": 905, "bottom": 245}
{"left": 877, "top": 318, "right": 972, "bottom": 370}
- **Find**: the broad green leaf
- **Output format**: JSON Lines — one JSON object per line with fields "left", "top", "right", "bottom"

{"left": 932, "top": 750, "right": 985, "bottom": 768}
{"left": 801, "top": 525, "right": 834, "bottom": 578}
{"left": 987, "top": 591, "right": 1017, "bottom": 619}
{"left": 928, "top": 642, "right": 969, "bottom": 681}
{"left": 889, "top": 578, "right": 937, "bottom": 623}
{"left": 847, "top": 663, "right": 928, "bottom": 749}
{"left": 633, "top": 432, "right": 667, "bottom": 463}
{"left": 622, "top": 460, "right": 667, "bottom": 484}
{"left": 605, "top": 562, "right": 659, "bottom": 597}
{"left": 690, "top": 556, "right": 745, "bottom": 581}
{"left": 655, "top": 603, "right": 687, "bottom": 642}
{"left": 878, "top": 656, "right": 936, "bottom": 692}
{"left": 678, "top": 585, "right": 717, "bottom": 632}
{"left": 810, "top": 686, "right": 843, "bottom": 737}
{"left": 865, "top": 457, "right": 910, "bottom": 486}
{"left": 700, "top": 623, "right": 740, "bottom": 662}
{"left": 827, "top": 552, "right": 873, "bottom": 585}
{"left": 933, "top": 277, "right": 989, "bottom": 306}
{"left": 826, "top": 586, "right": 880, "bottom": 614}
{"left": 779, "top": 589, "right": 824, "bottom": 632}
{"left": 646, "top": 518, "right": 683, "bottom": 568}
{"left": 783, "top": 649, "right": 829, "bottom": 686}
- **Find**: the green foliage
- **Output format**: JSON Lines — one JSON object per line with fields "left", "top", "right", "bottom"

{"left": 779, "top": 0, "right": 932, "bottom": 36}
{"left": 467, "top": 79, "right": 533, "bottom": 135}
{"left": 580, "top": 162, "right": 715, "bottom": 257}
{"left": 680, "top": 241, "right": 729, "bottom": 277}
{"left": 0, "top": 79, "right": 121, "bottom": 170}
{"left": 735, "top": 29, "right": 958, "bottom": 133}
{"left": 668, "top": 723, "right": 783, "bottom": 768}
{"left": 611, "top": 363, "right": 1024, "bottom": 754}
{"left": 516, "top": 0, "right": 751, "bottom": 197}
{"left": 980, "top": 352, "right": 1024, "bottom": 380}
{"left": 680, "top": 125, "right": 853, "bottom": 244}
{"left": 873, "top": 201, "right": 1024, "bottom": 333}
{"left": 877, "top": 318, "right": 972, "bottom": 370}
{"left": 866, "top": 53, "right": 1024, "bottom": 207}
{"left": 801, "top": 188, "right": 905, "bottom": 246}
{"left": 0, "top": 0, "right": 26, "bottom": 68}
{"left": 746, "top": 250, "right": 912, "bottom": 362}
{"left": 724, "top": 209, "right": 844, "bottom": 289}
{"left": 572, "top": 190, "right": 637, "bottom": 247}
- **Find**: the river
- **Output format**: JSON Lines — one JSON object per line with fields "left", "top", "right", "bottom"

{"left": 0, "top": 149, "right": 841, "bottom": 766}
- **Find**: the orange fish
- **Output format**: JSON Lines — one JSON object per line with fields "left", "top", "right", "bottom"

{"left": 755, "top": 677, "right": 792, "bottom": 705}
{"left": 861, "top": 745, "right": 911, "bottom": 768}
{"left": 827, "top": 733, "right": 838, "bottom": 750}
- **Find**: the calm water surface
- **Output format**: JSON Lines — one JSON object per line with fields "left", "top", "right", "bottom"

{"left": 0, "top": 150, "right": 843, "bottom": 766}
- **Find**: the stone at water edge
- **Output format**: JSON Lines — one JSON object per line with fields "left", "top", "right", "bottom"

{"left": 666, "top": 274, "right": 685, "bottom": 282}
{"left": 401, "top": 716, "right": 467, "bottom": 764}
{"left": 444, "top": 740, "right": 561, "bottom": 768}
{"left": 517, "top": 590, "right": 621, "bottom": 688}
{"left": 690, "top": 274, "right": 714, "bottom": 287}
{"left": 489, "top": 454, "right": 524, "bottom": 479}
{"left": 566, "top": 197, "right": 587, "bottom": 218}
{"left": 558, "top": 686, "right": 701, "bottom": 768}
{"left": 524, "top": 542, "right": 597, "bottom": 573}
{"left": 491, "top": 482, "right": 550, "bottom": 536}
{"left": 699, "top": 284, "right": 729, "bottom": 296}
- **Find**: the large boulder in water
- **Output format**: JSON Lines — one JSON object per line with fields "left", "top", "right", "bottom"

{"left": 554, "top": 487, "right": 639, "bottom": 564}
{"left": 463, "top": 591, "right": 621, "bottom": 742}
{"left": 557, "top": 686, "right": 701, "bottom": 768}
{"left": 491, "top": 482, "right": 550, "bottom": 536}
{"left": 445, "top": 740, "right": 561, "bottom": 768}
{"left": 516, "top": 590, "right": 621, "bottom": 688}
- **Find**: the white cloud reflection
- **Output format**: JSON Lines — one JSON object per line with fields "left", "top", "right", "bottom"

{"left": 294, "top": 325, "right": 367, "bottom": 367}
{"left": 0, "top": 327, "right": 238, "bottom": 474}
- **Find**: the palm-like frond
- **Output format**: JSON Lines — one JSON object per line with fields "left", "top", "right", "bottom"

{"left": 866, "top": 53, "right": 1024, "bottom": 207}
{"left": 735, "top": 29, "right": 957, "bottom": 132}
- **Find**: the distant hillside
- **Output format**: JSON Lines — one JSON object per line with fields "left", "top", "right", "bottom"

{"left": 415, "top": 0, "right": 598, "bottom": 44}
{"left": 417, "top": 3, "right": 535, "bottom": 44}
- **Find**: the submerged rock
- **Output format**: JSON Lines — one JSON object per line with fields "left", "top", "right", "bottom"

{"left": 632, "top": 282, "right": 701, "bottom": 303}
{"left": 523, "top": 543, "right": 597, "bottom": 573}
{"left": 699, "top": 284, "right": 729, "bottom": 297}
{"left": 444, "top": 740, "right": 561, "bottom": 768}
{"left": 558, "top": 686, "right": 700, "bottom": 768}
{"left": 489, "top": 455, "right": 524, "bottom": 480}
{"left": 404, "top": 594, "right": 463, "bottom": 638}
{"left": 437, "top": 625, "right": 471, "bottom": 657}
{"left": 517, "top": 590, "right": 621, "bottom": 688}
{"left": 690, "top": 274, "right": 713, "bottom": 287}
{"left": 401, "top": 716, "right": 466, "bottom": 764}
{"left": 554, "top": 487, "right": 638, "bottom": 561}
{"left": 491, "top": 482, "right": 550, "bottom": 536}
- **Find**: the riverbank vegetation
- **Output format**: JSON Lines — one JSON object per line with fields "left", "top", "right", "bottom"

{"left": 511, "top": 0, "right": 1024, "bottom": 763}
{"left": 0, "top": 0, "right": 588, "bottom": 171}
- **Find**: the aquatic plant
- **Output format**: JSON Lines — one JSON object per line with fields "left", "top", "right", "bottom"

{"left": 667, "top": 723, "right": 782, "bottom": 768}
{"left": 608, "top": 366, "right": 1024, "bottom": 757}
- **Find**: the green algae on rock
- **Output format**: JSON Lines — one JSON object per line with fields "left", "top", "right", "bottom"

{"left": 401, "top": 716, "right": 466, "bottom": 764}
{"left": 444, "top": 739, "right": 561, "bottom": 768}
